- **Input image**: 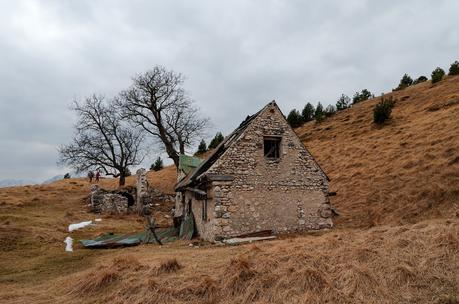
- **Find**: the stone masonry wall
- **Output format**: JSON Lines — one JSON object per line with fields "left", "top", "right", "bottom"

{"left": 201, "top": 102, "right": 333, "bottom": 240}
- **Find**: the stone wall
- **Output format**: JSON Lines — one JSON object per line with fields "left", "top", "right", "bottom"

{"left": 90, "top": 185, "right": 129, "bottom": 214}
{"left": 137, "top": 168, "right": 175, "bottom": 215}
{"left": 191, "top": 102, "right": 333, "bottom": 240}
{"left": 136, "top": 169, "right": 151, "bottom": 213}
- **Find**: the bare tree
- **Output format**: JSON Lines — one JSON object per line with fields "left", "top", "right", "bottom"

{"left": 118, "top": 66, "right": 208, "bottom": 168}
{"left": 59, "top": 95, "right": 145, "bottom": 186}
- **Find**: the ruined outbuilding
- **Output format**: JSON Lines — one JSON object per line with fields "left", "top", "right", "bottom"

{"left": 175, "top": 101, "right": 333, "bottom": 242}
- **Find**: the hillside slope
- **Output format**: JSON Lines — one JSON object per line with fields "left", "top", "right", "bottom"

{"left": 0, "top": 76, "right": 458, "bottom": 304}
{"left": 299, "top": 75, "right": 459, "bottom": 228}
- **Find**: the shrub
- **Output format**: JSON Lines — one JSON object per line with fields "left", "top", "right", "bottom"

{"left": 394, "top": 74, "right": 413, "bottom": 91}
{"left": 314, "top": 102, "right": 325, "bottom": 122}
{"left": 449, "top": 61, "right": 459, "bottom": 75}
{"left": 287, "top": 109, "right": 303, "bottom": 128}
{"left": 373, "top": 96, "right": 395, "bottom": 124}
{"left": 197, "top": 139, "right": 207, "bottom": 154}
{"left": 150, "top": 157, "right": 163, "bottom": 171}
{"left": 208, "top": 132, "right": 224, "bottom": 149}
{"left": 324, "top": 105, "right": 336, "bottom": 117}
{"left": 63, "top": 173, "right": 71, "bottom": 179}
{"left": 353, "top": 89, "right": 373, "bottom": 104}
{"left": 431, "top": 67, "right": 445, "bottom": 84}
{"left": 301, "top": 102, "right": 315, "bottom": 122}
{"left": 413, "top": 76, "right": 428, "bottom": 84}
{"left": 336, "top": 94, "right": 350, "bottom": 111}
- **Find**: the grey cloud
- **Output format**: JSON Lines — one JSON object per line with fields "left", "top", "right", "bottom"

{"left": 0, "top": 0, "right": 458, "bottom": 181}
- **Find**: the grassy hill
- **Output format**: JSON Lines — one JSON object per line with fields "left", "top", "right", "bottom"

{"left": 300, "top": 75, "right": 459, "bottom": 228}
{"left": 0, "top": 76, "right": 458, "bottom": 303}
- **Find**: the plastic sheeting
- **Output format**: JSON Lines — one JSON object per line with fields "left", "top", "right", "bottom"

{"left": 80, "top": 213, "right": 195, "bottom": 249}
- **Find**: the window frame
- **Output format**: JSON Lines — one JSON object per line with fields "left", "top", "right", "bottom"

{"left": 263, "top": 135, "right": 282, "bottom": 159}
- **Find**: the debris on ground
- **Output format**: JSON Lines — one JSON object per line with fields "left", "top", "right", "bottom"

{"left": 222, "top": 235, "right": 277, "bottom": 245}
{"left": 68, "top": 220, "right": 93, "bottom": 232}
{"left": 79, "top": 212, "right": 195, "bottom": 249}
{"left": 64, "top": 236, "right": 73, "bottom": 252}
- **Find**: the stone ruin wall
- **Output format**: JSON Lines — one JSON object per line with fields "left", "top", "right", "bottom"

{"left": 197, "top": 103, "right": 333, "bottom": 240}
{"left": 90, "top": 185, "right": 129, "bottom": 214}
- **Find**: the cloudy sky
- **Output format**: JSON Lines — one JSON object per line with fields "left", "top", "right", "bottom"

{"left": 0, "top": 0, "right": 458, "bottom": 182}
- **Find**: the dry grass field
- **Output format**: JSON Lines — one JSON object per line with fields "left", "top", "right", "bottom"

{"left": 0, "top": 76, "right": 458, "bottom": 303}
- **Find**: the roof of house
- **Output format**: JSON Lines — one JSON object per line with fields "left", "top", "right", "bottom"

{"left": 175, "top": 100, "right": 329, "bottom": 191}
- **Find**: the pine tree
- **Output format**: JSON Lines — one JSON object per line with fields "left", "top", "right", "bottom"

{"left": 314, "top": 102, "right": 324, "bottom": 121}
{"left": 352, "top": 89, "right": 373, "bottom": 104}
{"left": 150, "top": 157, "right": 164, "bottom": 171}
{"left": 431, "top": 67, "right": 445, "bottom": 84}
{"left": 208, "top": 132, "right": 224, "bottom": 149}
{"left": 197, "top": 139, "right": 207, "bottom": 154}
{"left": 413, "top": 76, "right": 428, "bottom": 84}
{"left": 395, "top": 73, "right": 413, "bottom": 90}
{"left": 336, "top": 94, "right": 350, "bottom": 111}
{"left": 448, "top": 61, "right": 459, "bottom": 76}
{"left": 301, "top": 102, "right": 315, "bottom": 122}
{"left": 324, "top": 104, "right": 336, "bottom": 117}
{"left": 287, "top": 109, "right": 303, "bottom": 128}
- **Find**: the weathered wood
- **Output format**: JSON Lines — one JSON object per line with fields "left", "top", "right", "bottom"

{"left": 205, "top": 174, "right": 235, "bottom": 181}
{"left": 184, "top": 187, "right": 206, "bottom": 195}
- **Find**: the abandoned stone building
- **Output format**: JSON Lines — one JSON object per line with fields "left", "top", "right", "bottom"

{"left": 175, "top": 101, "right": 333, "bottom": 242}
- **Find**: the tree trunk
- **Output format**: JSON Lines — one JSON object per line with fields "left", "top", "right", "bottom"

{"left": 119, "top": 173, "right": 126, "bottom": 186}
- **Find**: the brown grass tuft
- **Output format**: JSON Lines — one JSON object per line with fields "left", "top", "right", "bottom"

{"left": 154, "top": 258, "right": 182, "bottom": 275}
{"left": 74, "top": 267, "right": 119, "bottom": 294}
{"left": 111, "top": 254, "right": 143, "bottom": 271}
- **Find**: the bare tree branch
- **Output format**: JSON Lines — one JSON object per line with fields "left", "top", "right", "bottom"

{"left": 117, "top": 66, "right": 208, "bottom": 167}
{"left": 58, "top": 95, "right": 146, "bottom": 186}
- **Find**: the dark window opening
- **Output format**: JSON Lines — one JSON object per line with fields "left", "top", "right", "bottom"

{"left": 264, "top": 136, "right": 281, "bottom": 159}
{"left": 202, "top": 199, "right": 207, "bottom": 221}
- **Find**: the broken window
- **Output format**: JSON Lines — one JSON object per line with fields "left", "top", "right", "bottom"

{"left": 264, "top": 136, "right": 281, "bottom": 159}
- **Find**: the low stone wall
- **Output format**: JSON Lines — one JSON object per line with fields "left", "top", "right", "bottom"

{"left": 90, "top": 185, "right": 130, "bottom": 214}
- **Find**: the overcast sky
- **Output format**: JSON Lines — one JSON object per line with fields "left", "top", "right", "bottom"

{"left": 0, "top": 0, "right": 458, "bottom": 182}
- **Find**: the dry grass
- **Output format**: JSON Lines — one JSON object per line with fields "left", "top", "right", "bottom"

{"left": 297, "top": 75, "right": 459, "bottom": 228}
{"left": 154, "top": 258, "right": 183, "bottom": 275}
{"left": 0, "top": 76, "right": 458, "bottom": 303}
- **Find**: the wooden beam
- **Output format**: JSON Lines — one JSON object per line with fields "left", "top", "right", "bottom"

{"left": 205, "top": 174, "right": 235, "bottom": 181}
{"left": 184, "top": 187, "right": 207, "bottom": 196}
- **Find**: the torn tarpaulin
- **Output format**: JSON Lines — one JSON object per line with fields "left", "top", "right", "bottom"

{"left": 80, "top": 212, "right": 195, "bottom": 249}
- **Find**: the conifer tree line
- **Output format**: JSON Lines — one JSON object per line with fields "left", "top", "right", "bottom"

{"left": 196, "top": 132, "right": 225, "bottom": 154}
{"left": 286, "top": 59, "right": 459, "bottom": 128}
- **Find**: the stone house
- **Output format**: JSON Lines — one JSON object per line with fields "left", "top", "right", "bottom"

{"left": 175, "top": 101, "right": 333, "bottom": 242}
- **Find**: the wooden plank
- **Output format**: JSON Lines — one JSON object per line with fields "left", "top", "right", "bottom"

{"left": 205, "top": 174, "right": 235, "bottom": 181}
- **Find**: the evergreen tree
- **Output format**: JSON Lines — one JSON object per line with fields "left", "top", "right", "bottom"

{"left": 314, "top": 102, "right": 324, "bottom": 121}
{"left": 448, "top": 61, "right": 459, "bottom": 76}
{"left": 301, "top": 102, "right": 315, "bottom": 122}
{"left": 324, "top": 104, "right": 336, "bottom": 117}
{"left": 150, "top": 157, "right": 164, "bottom": 171}
{"left": 373, "top": 96, "right": 395, "bottom": 124}
{"left": 197, "top": 139, "right": 207, "bottom": 154}
{"left": 395, "top": 73, "right": 413, "bottom": 90}
{"left": 431, "top": 67, "right": 445, "bottom": 84}
{"left": 352, "top": 89, "right": 373, "bottom": 104}
{"left": 336, "top": 94, "right": 350, "bottom": 111}
{"left": 413, "top": 76, "right": 428, "bottom": 84}
{"left": 208, "top": 132, "right": 224, "bottom": 149}
{"left": 287, "top": 109, "right": 303, "bottom": 128}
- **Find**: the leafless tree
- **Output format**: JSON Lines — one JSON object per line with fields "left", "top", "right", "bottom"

{"left": 118, "top": 66, "right": 208, "bottom": 168}
{"left": 58, "top": 95, "right": 145, "bottom": 186}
